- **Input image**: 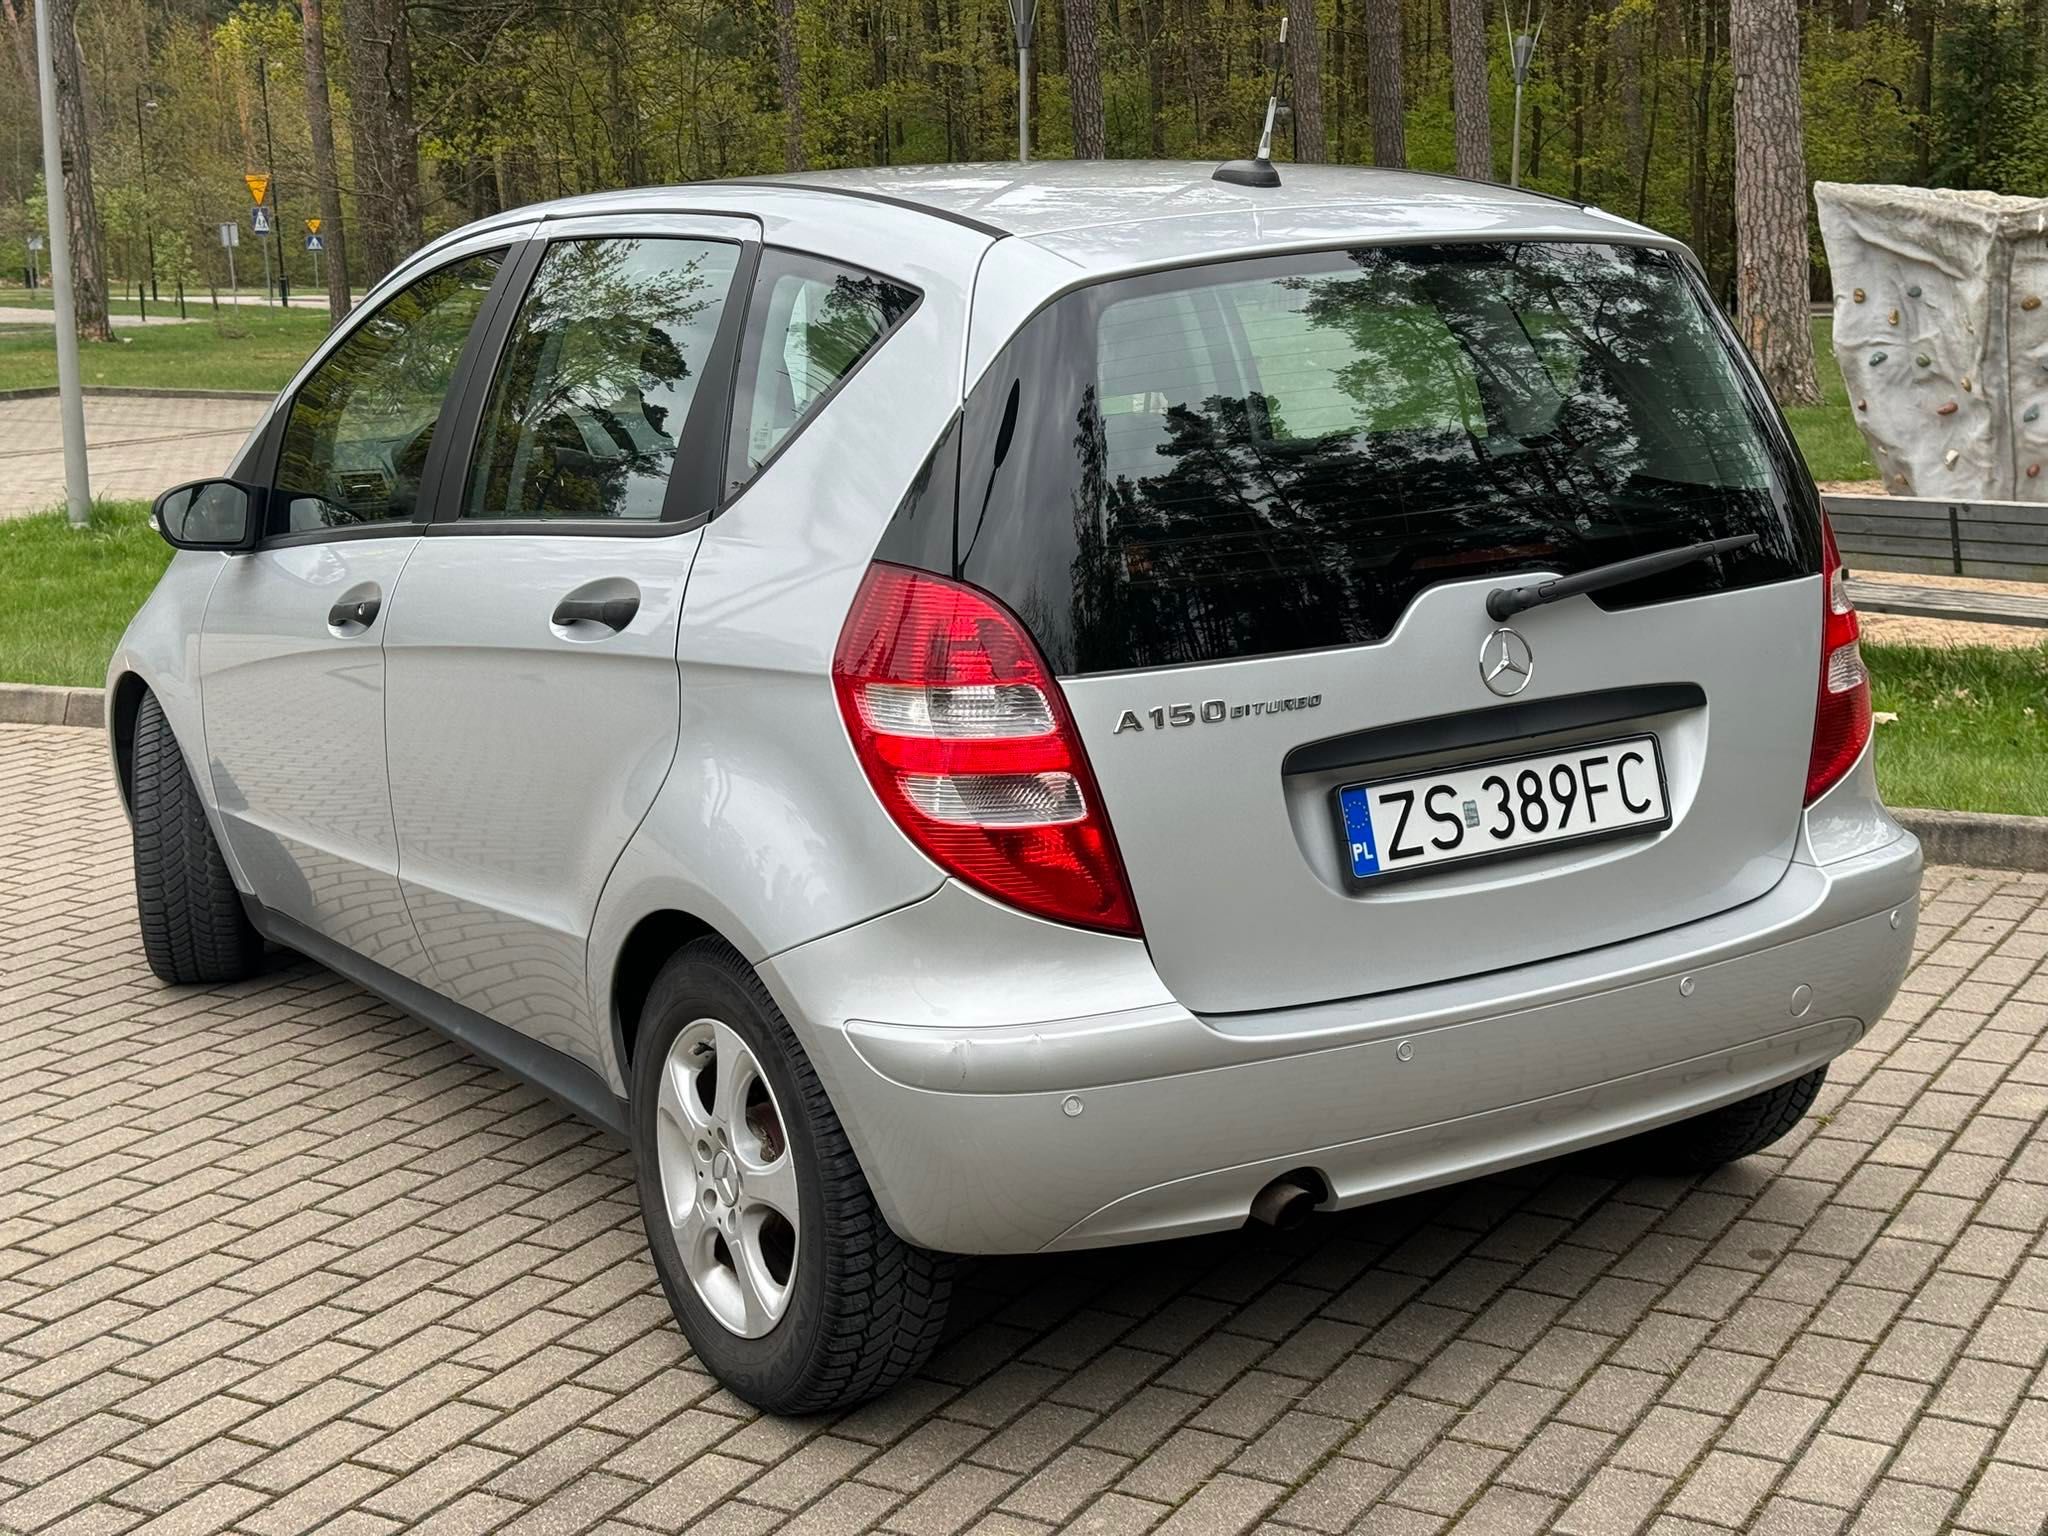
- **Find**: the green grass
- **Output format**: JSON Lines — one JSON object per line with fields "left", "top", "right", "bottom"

{"left": 1866, "top": 642, "right": 2048, "bottom": 816}
{"left": 1783, "top": 316, "right": 1877, "bottom": 484}
{"left": 0, "top": 502, "right": 172, "bottom": 688}
{"left": 0, "top": 305, "right": 332, "bottom": 393}
{"left": 5, "top": 506, "right": 2041, "bottom": 820}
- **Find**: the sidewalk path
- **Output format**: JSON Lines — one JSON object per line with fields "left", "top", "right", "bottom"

{"left": 0, "top": 394, "right": 267, "bottom": 520}
{"left": 0, "top": 307, "right": 193, "bottom": 328}
{"left": 2, "top": 721, "right": 2045, "bottom": 1534}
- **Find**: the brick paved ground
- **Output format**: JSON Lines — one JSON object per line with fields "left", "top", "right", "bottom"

{"left": 3, "top": 719, "right": 2046, "bottom": 1536}
{"left": 0, "top": 396, "right": 267, "bottom": 520}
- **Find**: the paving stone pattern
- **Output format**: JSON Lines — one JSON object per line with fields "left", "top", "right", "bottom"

{"left": 0, "top": 396, "right": 267, "bottom": 520}
{"left": 3, "top": 720, "right": 2046, "bottom": 1535}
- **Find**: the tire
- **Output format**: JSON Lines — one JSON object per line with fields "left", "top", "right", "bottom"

{"left": 1635, "top": 1068, "right": 1825, "bottom": 1171}
{"left": 131, "top": 690, "right": 264, "bottom": 985}
{"left": 630, "top": 938, "right": 952, "bottom": 1413}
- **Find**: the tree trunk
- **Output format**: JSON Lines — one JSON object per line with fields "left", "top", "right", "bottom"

{"left": 774, "top": 0, "right": 806, "bottom": 169}
{"left": 1730, "top": 0, "right": 1819, "bottom": 405}
{"left": 0, "top": 0, "right": 33, "bottom": 94}
{"left": 1688, "top": 0, "right": 1714, "bottom": 256}
{"left": 343, "top": 0, "right": 422, "bottom": 282}
{"left": 1141, "top": 0, "right": 1167, "bottom": 155}
{"left": 1287, "top": 0, "right": 1325, "bottom": 161}
{"left": 343, "top": 0, "right": 391, "bottom": 279}
{"left": 1065, "top": 0, "right": 1106, "bottom": 155}
{"left": 47, "top": 0, "right": 108, "bottom": 342}
{"left": 300, "top": 0, "right": 352, "bottom": 322}
{"left": 1448, "top": 0, "right": 1490, "bottom": 178}
{"left": 1910, "top": 0, "right": 1934, "bottom": 181}
{"left": 1565, "top": 0, "right": 1587, "bottom": 201}
{"left": 1363, "top": 0, "right": 1405, "bottom": 167}
{"left": 1334, "top": 0, "right": 1349, "bottom": 159}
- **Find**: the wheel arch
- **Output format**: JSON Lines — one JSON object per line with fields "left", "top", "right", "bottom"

{"left": 606, "top": 907, "right": 725, "bottom": 1087}
{"left": 108, "top": 669, "right": 150, "bottom": 816}
{"left": 103, "top": 550, "right": 231, "bottom": 827}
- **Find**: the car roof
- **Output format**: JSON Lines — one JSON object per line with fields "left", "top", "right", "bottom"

{"left": 449, "top": 161, "right": 1674, "bottom": 283}
{"left": 725, "top": 160, "right": 1625, "bottom": 240}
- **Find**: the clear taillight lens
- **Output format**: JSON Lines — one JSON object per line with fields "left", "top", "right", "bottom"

{"left": 832, "top": 563, "right": 1141, "bottom": 935}
{"left": 1805, "top": 515, "right": 1873, "bottom": 805}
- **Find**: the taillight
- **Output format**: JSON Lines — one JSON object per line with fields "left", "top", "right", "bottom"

{"left": 832, "top": 563, "right": 1141, "bottom": 935}
{"left": 1805, "top": 514, "right": 1872, "bottom": 805}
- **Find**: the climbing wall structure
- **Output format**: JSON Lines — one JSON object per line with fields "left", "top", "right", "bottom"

{"left": 1814, "top": 182, "right": 2048, "bottom": 501}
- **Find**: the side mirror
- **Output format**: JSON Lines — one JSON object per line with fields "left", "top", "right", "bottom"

{"left": 152, "top": 479, "right": 263, "bottom": 552}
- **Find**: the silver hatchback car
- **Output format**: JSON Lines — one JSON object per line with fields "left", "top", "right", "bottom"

{"left": 110, "top": 162, "right": 1921, "bottom": 1412}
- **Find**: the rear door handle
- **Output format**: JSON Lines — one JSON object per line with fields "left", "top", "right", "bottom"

{"left": 552, "top": 595, "right": 639, "bottom": 632}
{"left": 327, "top": 596, "right": 380, "bottom": 628}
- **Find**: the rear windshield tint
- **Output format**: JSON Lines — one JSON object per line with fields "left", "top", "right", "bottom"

{"left": 952, "top": 242, "right": 1821, "bottom": 675}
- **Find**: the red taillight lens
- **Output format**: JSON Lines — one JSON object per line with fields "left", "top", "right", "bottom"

{"left": 833, "top": 563, "right": 1141, "bottom": 935}
{"left": 1805, "top": 514, "right": 1872, "bottom": 805}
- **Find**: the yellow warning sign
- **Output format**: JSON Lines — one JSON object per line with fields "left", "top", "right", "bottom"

{"left": 305, "top": 217, "right": 321, "bottom": 235}
{"left": 244, "top": 174, "right": 271, "bottom": 205}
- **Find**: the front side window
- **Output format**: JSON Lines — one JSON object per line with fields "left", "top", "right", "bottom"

{"left": 956, "top": 242, "right": 1821, "bottom": 675}
{"left": 273, "top": 251, "right": 503, "bottom": 532}
{"left": 463, "top": 237, "right": 741, "bottom": 522}
{"left": 726, "top": 253, "right": 918, "bottom": 495}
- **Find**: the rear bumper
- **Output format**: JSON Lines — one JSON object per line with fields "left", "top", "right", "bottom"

{"left": 765, "top": 816, "right": 1921, "bottom": 1255}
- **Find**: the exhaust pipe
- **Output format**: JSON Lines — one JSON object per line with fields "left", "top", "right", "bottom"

{"left": 1248, "top": 1174, "right": 1320, "bottom": 1231}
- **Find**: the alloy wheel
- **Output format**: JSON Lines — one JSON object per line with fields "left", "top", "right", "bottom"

{"left": 653, "top": 1018, "right": 800, "bottom": 1338}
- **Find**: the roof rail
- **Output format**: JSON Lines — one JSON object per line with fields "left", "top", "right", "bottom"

{"left": 1392, "top": 167, "right": 1591, "bottom": 212}
{"left": 692, "top": 178, "right": 1010, "bottom": 240}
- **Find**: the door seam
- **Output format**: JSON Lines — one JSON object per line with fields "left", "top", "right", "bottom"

{"left": 583, "top": 528, "right": 709, "bottom": 1092}
{"left": 381, "top": 533, "right": 445, "bottom": 995}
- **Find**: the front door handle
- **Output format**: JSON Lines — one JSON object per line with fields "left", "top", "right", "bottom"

{"left": 327, "top": 596, "right": 380, "bottom": 628}
{"left": 552, "top": 594, "right": 639, "bottom": 632}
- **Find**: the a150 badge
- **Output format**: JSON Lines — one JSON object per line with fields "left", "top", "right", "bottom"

{"left": 1114, "top": 694, "right": 1322, "bottom": 734}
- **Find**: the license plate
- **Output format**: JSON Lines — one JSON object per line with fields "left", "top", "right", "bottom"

{"left": 1337, "top": 734, "right": 1670, "bottom": 882}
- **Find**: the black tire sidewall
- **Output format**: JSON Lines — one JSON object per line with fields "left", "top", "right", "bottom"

{"left": 629, "top": 947, "right": 835, "bottom": 1404}
{"left": 1645, "top": 1067, "right": 1825, "bottom": 1170}
{"left": 131, "top": 689, "right": 261, "bottom": 984}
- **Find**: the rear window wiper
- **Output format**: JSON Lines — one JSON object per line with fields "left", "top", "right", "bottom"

{"left": 1485, "top": 532, "right": 1760, "bottom": 622}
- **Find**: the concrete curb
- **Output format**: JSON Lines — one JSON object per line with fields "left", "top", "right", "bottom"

{"left": 1895, "top": 808, "right": 2048, "bottom": 873}
{"left": 0, "top": 684, "right": 103, "bottom": 729}
{"left": 0, "top": 385, "right": 274, "bottom": 402}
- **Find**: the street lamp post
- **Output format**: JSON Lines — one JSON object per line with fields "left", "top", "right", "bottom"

{"left": 132, "top": 86, "right": 158, "bottom": 319}
{"left": 1006, "top": 0, "right": 1038, "bottom": 163}
{"left": 257, "top": 55, "right": 288, "bottom": 305}
{"left": 1503, "top": 1, "right": 1544, "bottom": 189}
{"left": 31, "top": 0, "right": 91, "bottom": 528}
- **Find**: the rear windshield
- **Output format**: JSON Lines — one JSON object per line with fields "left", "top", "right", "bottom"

{"left": 952, "top": 242, "right": 1820, "bottom": 675}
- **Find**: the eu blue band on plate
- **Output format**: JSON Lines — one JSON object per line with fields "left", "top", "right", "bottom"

{"left": 1340, "top": 787, "right": 1379, "bottom": 878}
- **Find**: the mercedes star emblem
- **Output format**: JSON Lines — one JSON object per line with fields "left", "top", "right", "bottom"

{"left": 1479, "top": 627, "right": 1534, "bottom": 697}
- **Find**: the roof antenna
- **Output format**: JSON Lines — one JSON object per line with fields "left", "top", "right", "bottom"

{"left": 1213, "top": 16, "right": 1287, "bottom": 188}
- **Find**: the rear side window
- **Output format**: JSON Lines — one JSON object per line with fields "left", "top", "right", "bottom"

{"left": 462, "top": 237, "right": 740, "bottom": 521}
{"left": 954, "top": 242, "right": 1820, "bottom": 675}
{"left": 725, "top": 252, "right": 917, "bottom": 496}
